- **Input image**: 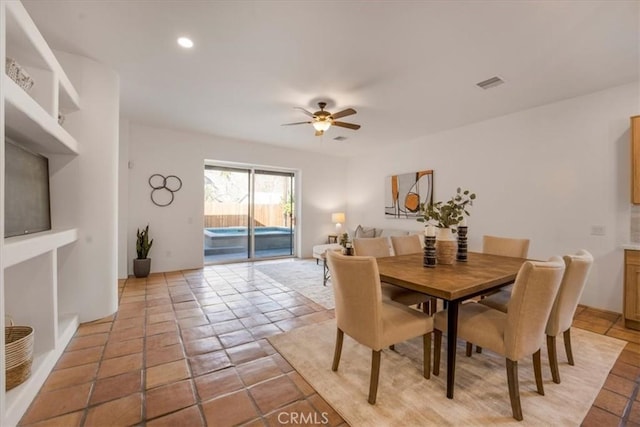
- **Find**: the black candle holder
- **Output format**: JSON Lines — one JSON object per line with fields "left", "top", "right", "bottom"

{"left": 457, "top": 226, "right": 468, "bottom": 262}
{"left": 424, "top": 235, "right": 436, "bottom": 268}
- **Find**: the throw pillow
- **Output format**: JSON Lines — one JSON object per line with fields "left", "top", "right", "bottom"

{"left": 355, "top": 225, "right": 376, "bottom": 238}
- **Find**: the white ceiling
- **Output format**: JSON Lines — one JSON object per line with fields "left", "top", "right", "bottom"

{"left": 22, "top": 0, "right": 639, "bottom": 157}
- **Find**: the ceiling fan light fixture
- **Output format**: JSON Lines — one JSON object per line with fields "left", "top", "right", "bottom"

{"left": 177, "top": 37, "right": 194, "bottom": 49}
{"left": 312, "top": 120, "right": 331, "bottom": 132}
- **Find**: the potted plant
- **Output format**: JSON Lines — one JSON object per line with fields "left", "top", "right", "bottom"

{"left": 339, "top": 232, "right": 353, "bottom": 255}
{"left": 133, "top": 225, "right": 153, "bottom": 278}
{"left": 417, "top": 188, "right": 476, "bottom": 264}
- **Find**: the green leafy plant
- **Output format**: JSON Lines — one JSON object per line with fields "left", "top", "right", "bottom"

{"left": 417, "top": 187, "right": 476, "bottom": 229}
{"left": 136, "top": 225, "right": 154, "bottom": 259}
{"left": 339, "top": 232, "right": 349, "bottom": 247}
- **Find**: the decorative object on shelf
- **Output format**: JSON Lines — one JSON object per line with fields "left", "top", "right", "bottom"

{"left": 133, "top": 225, "right": 153, "bottom": 278}
{"left": 5, "top": 57, "right": 34, "bottom": 93}
{"left": 57, "top": 112, "right": 65, "bottom": 125}
{"left": 5, "top": 318, "right": 34, "bottom": 390}
{"left": 149, "top": 174, "right": 182, "bottom": 207}
{"left": 417, "top": 187, "right": 476, "bottom": 265}
{"left": 457, "top": 224, "right": 468, "bottom": 262}
{"left": 423, "top": 227, "right": 436, "bottom": 268}
{"left": 385, "top": 170, "right": 434, "bottom": 219}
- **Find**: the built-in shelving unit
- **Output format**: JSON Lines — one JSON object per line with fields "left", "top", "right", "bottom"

{"left": 1, "top": 1, "right": 82, "bottom": 425}
{"left": 4, "top": 228, "right": 78, "bottom": 268}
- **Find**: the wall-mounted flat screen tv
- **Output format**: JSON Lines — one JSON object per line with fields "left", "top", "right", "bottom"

{"left": 5, "top": 138, "right": 51, "bottom": 238}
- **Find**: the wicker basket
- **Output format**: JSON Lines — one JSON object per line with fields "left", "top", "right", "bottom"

{"left": 5, "top": 320, "right": 34, "bottom": 391}
{"left": 5, "top": 57, "right": 35, "bottom": 93}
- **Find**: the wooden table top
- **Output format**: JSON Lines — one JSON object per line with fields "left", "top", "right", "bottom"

{"left": 376, "top": 252, "right": 526, "bottom": 301}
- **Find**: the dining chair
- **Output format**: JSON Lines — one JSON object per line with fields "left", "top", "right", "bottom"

{"left": 353, "top": 237, "right": 431, "bottom": 308}
{"left": 479, "top": 249, "right": 593, "bottom": 384}
{"left": 482, "top": 235, "right": 530, "bottom": 259}
{"left": 432, "top": 257, "right": 565, "bottom": 421}
{"left": 390, "top": 234, "right": 423, "bottom": 255}
{"left": 326, "top": 250, "right": 433, "bottom": 404}
{"left": 390, "top": 234, "right": 438, "bottom": 314}
{"left": 463, "top": 234, "right": 531, "bottom": 355}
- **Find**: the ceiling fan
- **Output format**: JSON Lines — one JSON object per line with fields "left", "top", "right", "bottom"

{"left": 282, "top": 102, "right": 361, "bottom": 136}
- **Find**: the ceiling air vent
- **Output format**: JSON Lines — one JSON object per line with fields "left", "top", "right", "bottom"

{"left": 333, "top": 136, "right": 347, "bottom": 141}
{"left": 476, "top": 76, "right": 505, "bottom": 90}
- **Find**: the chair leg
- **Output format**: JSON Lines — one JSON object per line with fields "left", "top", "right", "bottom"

{"left": 547, "top": 335, "right": 560, "bottom": 384}
{"left": 389, "top": 344, "right": 395, "bottom": 351}
{"left": 506, "top": 358, "right": 523, "bottom": 421}
{"left": 563, "top": 329, "right": 574, "bottom": 366}
{"left": 428, "top": 297, "right": 438, "bottom": 315}
{"left": 368, "top": 350, "right": 382, "bottom": 404}
{"left": 533, "top": 349, "right": 544, "bottom": 395}
{"left": 423, "top": 333, "right": 431, "bottom": 379}
{"left": 476, "top": 345, "right": 482, "bottom": 353}
{"left": 433, "top": 329, "right": 442, "bottom": 376}
{"left": 332, "top": 328, "right": 344, "bottom": 372}
{"left": 465, "top": 342, "right": 473, "bottom": 357}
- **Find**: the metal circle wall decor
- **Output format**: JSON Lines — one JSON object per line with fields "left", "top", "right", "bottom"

{"left": 149, "top": 174, "right": 182, "bottom": 207}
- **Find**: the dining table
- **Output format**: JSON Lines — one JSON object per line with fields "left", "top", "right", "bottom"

{"left": 375, "top": 251, "right": 526, "bottom": 399}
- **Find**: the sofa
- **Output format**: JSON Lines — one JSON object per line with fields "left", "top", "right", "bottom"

{"left": 312, "top": 224, "right": 423, "bottom": 280}
{"left": 314, "top": 224, "right": 420, "bottom": 257}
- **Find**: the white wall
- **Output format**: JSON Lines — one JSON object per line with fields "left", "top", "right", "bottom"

{"left": 51, "top": 52, "right": 120, "bottom": 322}
{"left": 118, "top": 119, "right": 129, "bottom": 279}
{"left": 124, "top": 123, "right": 347, "bottom": 276}
{"left": 346, "top": 82, "right": 639, "bottom": 313}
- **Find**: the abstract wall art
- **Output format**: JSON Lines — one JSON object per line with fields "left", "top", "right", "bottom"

{"left": 384, "top": 170, "right": 433, "bottom": 219}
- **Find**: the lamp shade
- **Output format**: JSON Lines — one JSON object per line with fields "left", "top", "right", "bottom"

{"left": 331, "top": 212, "right": 346, "bottom": 224}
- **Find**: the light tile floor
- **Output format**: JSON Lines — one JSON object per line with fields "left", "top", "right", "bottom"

{"left": 16, "top": 261, "right": 640, "bottom": 426}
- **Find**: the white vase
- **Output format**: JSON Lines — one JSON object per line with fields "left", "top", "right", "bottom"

{"left": 436, "top": 227, "right": 457, "bottom": 265}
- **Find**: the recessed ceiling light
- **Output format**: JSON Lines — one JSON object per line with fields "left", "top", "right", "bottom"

{"left": 177, "top": 37, "right": 194, "bottom": 49}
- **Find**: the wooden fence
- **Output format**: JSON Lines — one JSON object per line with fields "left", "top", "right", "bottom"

{"left": 203, "top": 203, "right": 290, "bottom": 228}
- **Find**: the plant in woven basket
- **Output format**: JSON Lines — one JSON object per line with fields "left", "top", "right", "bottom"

{"left": 417, "top": 187, "right": 476, "bottom": 231}
{"left": 136, "top": 225, "right": 153, "bottom": 259}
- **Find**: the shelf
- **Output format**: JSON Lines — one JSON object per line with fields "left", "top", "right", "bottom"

{"left": 4, "top": 228, "right": 78, "bottom": 268}
{"left": 3, "top": 313, "right": 77, "bottom": 427}
{"left": 4, "top": 76, "right": 78, "bottom": 155}
{"left": 5, "top": 0, "right": 79, "bottom": 112}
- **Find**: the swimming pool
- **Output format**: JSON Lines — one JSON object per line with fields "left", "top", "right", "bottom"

{"left": 204, "top": 226, "right": 293, "bottom": 255}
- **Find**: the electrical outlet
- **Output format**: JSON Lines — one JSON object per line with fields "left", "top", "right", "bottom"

{"left": 591, "top": 225, "right": 606, "bottom": 236}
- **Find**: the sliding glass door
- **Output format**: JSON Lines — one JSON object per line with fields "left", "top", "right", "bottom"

{"left": 204, "top": 165, "right": 295, "bottom": 263}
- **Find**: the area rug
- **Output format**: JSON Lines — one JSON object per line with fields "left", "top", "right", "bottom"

{"left": 269, "top": 319, "right": 626, "bottom": 426}
{"left": 255, "top": 259, "right": 335, "bottom": 309}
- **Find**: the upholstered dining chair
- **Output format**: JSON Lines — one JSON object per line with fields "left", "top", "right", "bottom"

{"left": 432, "top": 257, "right": 565, "bottom": 421}
{"left": 479, "top": 250, "right": 593, "bottom": 384}
{"left": 390, "top": 234, "right": 423, "bottom": 255}
{"left": 465, "top": 235, "right": 531, "bottom": 355}
{"left": 483, "top": 235, "right": 531, "bottom": 259}
{"left": 390, "top": 234, "right": 438, "bottom": 314}
{"left": 353, "top": 237, "right": 431, "bottom": 308}
{"left": 326, "top": 250, "right": 433, "bottom": 404}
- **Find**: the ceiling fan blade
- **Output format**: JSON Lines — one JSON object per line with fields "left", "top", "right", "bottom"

{"left": 333, "top": 121, "right": 361, "bottom": 130}
{"left": 315, "top": 130, "right": 324, "bottom": 136}
{"left": 331, "top": 108, "right": 357, "bottom": 120}
{"left": 281, "top": 121, "right": 312, "bottom": 126}
{"left": 294, "top": 107, "right": 315, "bottom": 118}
